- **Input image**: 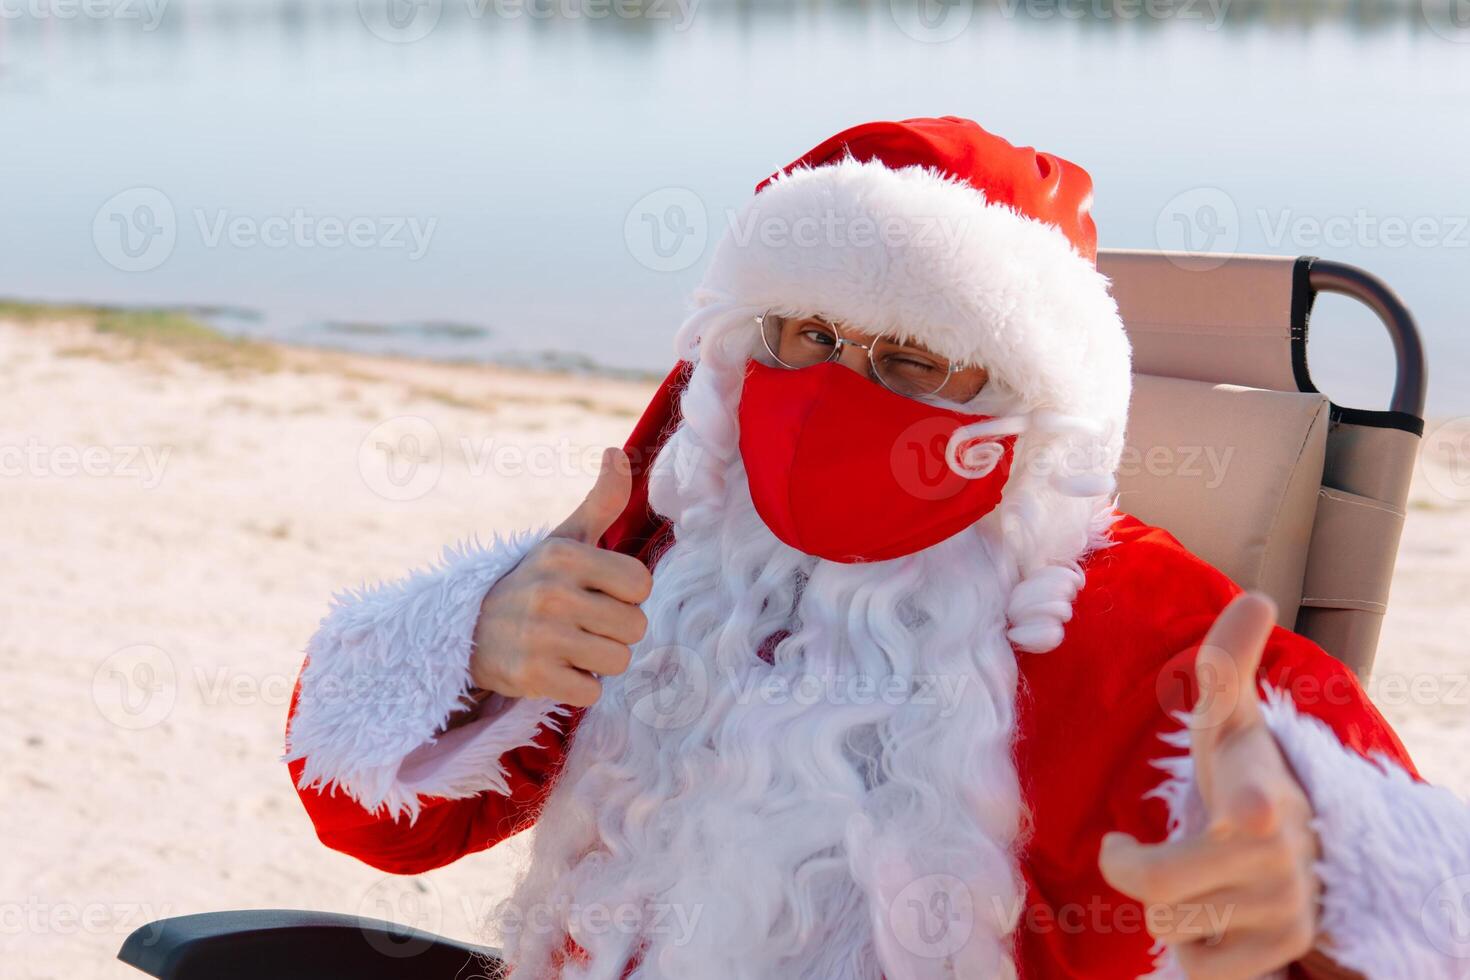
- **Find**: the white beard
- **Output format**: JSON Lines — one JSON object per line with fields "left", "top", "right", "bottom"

{"left": 496, "top": 316, "right": 1106, "bottom": 980}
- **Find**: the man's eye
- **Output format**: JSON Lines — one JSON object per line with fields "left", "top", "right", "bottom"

{"left": 885, "top": 354, "right": 942, "bottom": 373}
{"left": 798, "top": 329, "right": 837, "bottom": 346}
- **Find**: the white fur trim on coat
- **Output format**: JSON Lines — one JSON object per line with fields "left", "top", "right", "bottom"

{"left": 692, "top": 156, "right": 1133, "bottom": 469}
{"left": 284, "top": 530, "right": 566, "bottom": 821}
{"left": 1145, "top": 687, "right": 1470, "bottom": 979}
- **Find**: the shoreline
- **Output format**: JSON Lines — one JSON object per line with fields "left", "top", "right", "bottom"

{"left": 0, "top": 297, "right": 672, "bottom": 388}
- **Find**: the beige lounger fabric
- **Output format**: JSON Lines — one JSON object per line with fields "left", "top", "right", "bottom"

{"left": 1117, "top": 376, "right": 1328, "bottom": 632}
{"left": 1100, "top": 249, "right": 1418, "bottom": 678}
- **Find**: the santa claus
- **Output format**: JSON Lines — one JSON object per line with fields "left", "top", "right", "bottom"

{"left": 284, "top": 118, "right": 1470, "bottom": 979}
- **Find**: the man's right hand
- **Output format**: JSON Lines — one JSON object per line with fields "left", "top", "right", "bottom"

{"left": 471, "top": 447, "right": 653, "bottom": 707}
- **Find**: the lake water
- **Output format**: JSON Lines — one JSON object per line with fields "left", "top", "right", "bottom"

{"left": 2, "top": 0, "right": 1467, "bottom": 413}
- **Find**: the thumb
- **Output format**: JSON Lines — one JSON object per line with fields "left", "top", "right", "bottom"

{"left": 551, "top": 447, "right": 633, "bottom": 546}
{"left": 1189, "top": 591, "right": 1277, "bottom": 813}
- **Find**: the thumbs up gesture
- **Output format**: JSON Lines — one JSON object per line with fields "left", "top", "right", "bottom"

{"left": 1099, "top": 594, "right": 1326, "bottom": 979}
{"left": 470, "top": 448, "right": 654, "bottom": 707}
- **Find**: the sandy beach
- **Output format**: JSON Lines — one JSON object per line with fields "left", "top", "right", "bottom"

{"left": 3, "top": 310, "right": 1466, "bottom": 980}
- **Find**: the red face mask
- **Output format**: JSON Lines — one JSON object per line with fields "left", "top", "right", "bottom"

{"left": 737, "top": 360, "right": 1017, "bottom": 563}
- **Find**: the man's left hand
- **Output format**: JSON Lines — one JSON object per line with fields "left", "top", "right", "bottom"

{"left": 1098, "top": 593, "right": 1323, "bottom": 979}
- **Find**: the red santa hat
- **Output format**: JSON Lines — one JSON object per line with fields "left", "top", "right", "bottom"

{"left": 689, "top": 116, "right": 1130, "bottom": 441}
{"left": 610, "top": 117, "right": 1132, "bottom": 555}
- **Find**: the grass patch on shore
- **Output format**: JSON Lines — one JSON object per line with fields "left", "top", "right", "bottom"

{"left": 0, "top": 300, "right": 280, "bottom": 373}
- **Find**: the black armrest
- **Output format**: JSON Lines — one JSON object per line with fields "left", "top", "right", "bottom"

{"left": 117, "top": 909, "right": 505, "bottom": 979}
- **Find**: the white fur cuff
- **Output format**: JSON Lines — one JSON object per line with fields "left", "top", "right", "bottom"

{"left": 1147, "top": 689, "right": 1470, "bottom": 978}
{"left": 285, "top": 529, "right": 564, "bottom": 821}
{"left": 1260, "top": 690, "right": 1470, "bottom": 977}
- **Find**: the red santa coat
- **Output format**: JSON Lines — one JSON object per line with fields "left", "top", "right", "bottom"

{"left": 286, "top": 365, "right": 1418, "bottom": 978}
{"left": 288, "top": 512, "right": 1413, "bottom": 978}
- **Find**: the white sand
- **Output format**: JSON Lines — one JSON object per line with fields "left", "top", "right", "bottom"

{"left": 2, "top": 316, "right": 1465, "bottom": 979}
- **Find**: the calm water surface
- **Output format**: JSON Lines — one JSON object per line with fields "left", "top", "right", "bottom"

{"left": 2, "top": 0, "right": 1467, "bottom": 412}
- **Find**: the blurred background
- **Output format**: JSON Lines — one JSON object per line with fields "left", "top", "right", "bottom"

{"left": 3, "top": 0, "right": 1468, "bottom": 410}
{"left": 3, "top": 3, "right": 1469, "bottom": 978}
